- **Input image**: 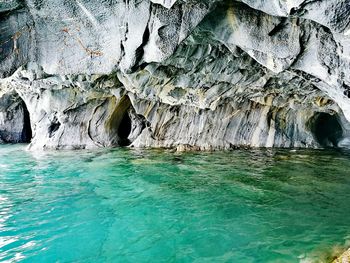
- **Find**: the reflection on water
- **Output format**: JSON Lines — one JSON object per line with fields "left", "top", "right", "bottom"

{"left": 0, "top": 145, "right": 350, "bottom": 262}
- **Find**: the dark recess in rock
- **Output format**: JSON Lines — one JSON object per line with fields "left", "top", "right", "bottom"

{"left": 48, "top": 118, "right": 61, "bottom": 138}
{"left": 308, "top": 112, "right": 343, "bottom": 147}
{"left": 107, "top": 95, "right": 145, "bottom": 147}
{"left": 0, "top": 92, "right": 32, "bottom": 143}
{"left": 21, "top": 101, "right": 32, "bottom": 143}
{"left": 118, "top": 111, "right": 132, "bottom": 146}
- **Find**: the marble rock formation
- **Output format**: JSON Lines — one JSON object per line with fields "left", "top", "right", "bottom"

{"left": 0, "top": 0, "right": 350, "bottom": 150}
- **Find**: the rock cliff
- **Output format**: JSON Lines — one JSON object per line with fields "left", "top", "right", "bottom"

{"left": 1, "top": 0, "right": 350, "bottom": 150}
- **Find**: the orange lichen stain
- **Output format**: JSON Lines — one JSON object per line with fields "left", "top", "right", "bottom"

{"left": 0, "top": 24, "right": 32, "bottom": 56}
{"left": 62, "top": 27, "right": 70, "bottom": 34}
{"left": 61, "top": 27, "right": 103, "bottom": 57}
{"left": 13, "top": 31, "right": 22, "bottom": 54}
{"left": 13, "top": 31, "right": 22, "bottom": 40}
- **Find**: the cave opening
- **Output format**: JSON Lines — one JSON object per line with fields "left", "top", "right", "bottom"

{"left": 107, "top": 95, "right": 148, "bottom": 147}
{"left": 21, "top": 101, "right": 32, "bottom": 143}
{"left": 309, "top": 112, "right": 343, "bottom": 147}
{"left": 0, "top": 92, "right": 32, "bottom": 143}
{"left": 107, "top": 95, "right": 133, "bottom": 147}
{"left": 117, "top": 109, "right": 132, "bottom": 147}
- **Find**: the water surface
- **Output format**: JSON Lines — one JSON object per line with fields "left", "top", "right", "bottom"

{"left": 1, "top": 145, "right": 350, "bottom": 262}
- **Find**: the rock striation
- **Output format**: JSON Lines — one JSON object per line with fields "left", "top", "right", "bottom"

{"left": 0, "top": 0, "right": 350, "bottom": 150}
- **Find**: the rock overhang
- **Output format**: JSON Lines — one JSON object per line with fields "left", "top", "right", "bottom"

{"left": 1, "top": 0, "right": 350, "bottom": 150}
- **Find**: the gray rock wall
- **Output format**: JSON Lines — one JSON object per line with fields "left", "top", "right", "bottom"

{"left": 1, "top": 0, "right": 350, "bottom": 150}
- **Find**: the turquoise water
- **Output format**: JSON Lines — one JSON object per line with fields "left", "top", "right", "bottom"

{"left": 1, "top": 145, "right": 350, "bottom": 262}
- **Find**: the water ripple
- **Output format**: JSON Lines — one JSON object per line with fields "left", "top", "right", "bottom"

{"left": 0, "top": 145, "right": 349, "bottom": 262}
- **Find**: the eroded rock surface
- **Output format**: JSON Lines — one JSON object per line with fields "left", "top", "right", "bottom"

{"left": 1, "top": 0, "right": 350, "bottom": 150}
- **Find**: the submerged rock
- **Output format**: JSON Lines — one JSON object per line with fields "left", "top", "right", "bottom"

{"left": 333, "top": 248, "right": 350, "bottom": 263}
{"left": 0, "top": 0, "right": 350, "bottom": 150}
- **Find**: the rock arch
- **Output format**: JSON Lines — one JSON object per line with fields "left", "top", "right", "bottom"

{"left": 0, "top": 91, "right": 32, "bottom": 143}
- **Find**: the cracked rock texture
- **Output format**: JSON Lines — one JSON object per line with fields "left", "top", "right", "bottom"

{"left": 0, "top": 0, "right": 350, "bottom": 150}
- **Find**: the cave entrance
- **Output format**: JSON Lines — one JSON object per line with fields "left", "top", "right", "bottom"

{"left": 107, "top": 95, "right": 148, "bottom": 147}
{"left": 108, "top": 95, "right": 133, "bottom": 147}
{"left": 0, "top": 92, "right": 32, "bottom": 143}
{"left": 308, "top": 112, "right": 343, "bottom": 147}
{"left": 118, "top": 106, "right": 132, "bottom": 147}
{"left": 21, "top": 100, "right": 32, "bottom": 143}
